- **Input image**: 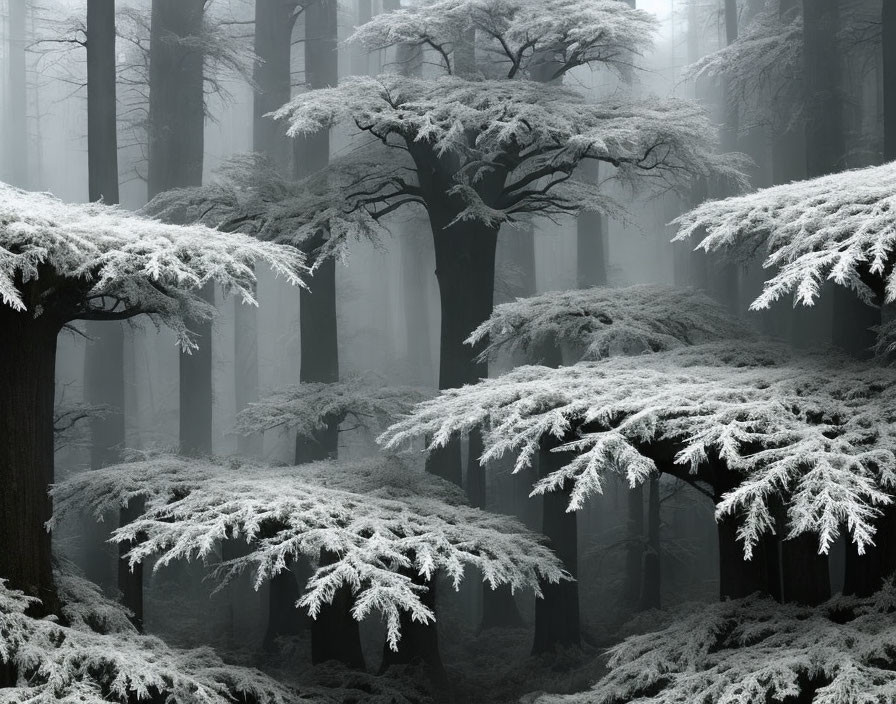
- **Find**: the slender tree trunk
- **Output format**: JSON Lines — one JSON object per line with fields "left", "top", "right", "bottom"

{"left": 623, "top": 483, "right": 644, "bottom": 605}
{"left": 885, "top": 0, "right": 896, "bottom": 163}
{"left": 83, "top": 0, "right": 124, "bottom": 592}
{"left": 5, "top": 0, "right": 27, "bottom": 187}
{"left": 576, "top": 164, "right": 607, "bottom": 289}
{"left": 639, "top": 476, "right": 661, "bottom": 611}
{"left": 532, "top": 436, "right": 580, "bottom": 654}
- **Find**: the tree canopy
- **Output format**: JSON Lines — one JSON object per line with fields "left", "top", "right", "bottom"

{"left": 0, "top": 181, "right": 307, "bottom": 346}
{"left": 380, "top": 342, "right": 896, "bottom": 556}
{"left": 52, "top": 454, "right": 567, "bottom": 650}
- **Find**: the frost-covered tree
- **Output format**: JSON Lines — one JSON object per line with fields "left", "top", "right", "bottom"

{"left": 467, "top": 284, "right": 749, "bottom": 363}
{"left": 0, "top": 574, "right": 311, "bottom": 703}
{"left": 383, "top": 289, "right": 755, "bottom": 649}
{"left": 268, "top": 0, "right": 746, "bottom": 485}
{"left": 532, "top": 581, "right": 896, "bottom": 704}
{"left": 235, "top": 374, "right": 429, "bottom": 462}
{"left": 382, "top": 341, "right": 896, "bottom": 605}
{"left": 0, "top": 182, "right": 306, "bottom": 617}
{"left": 51, "top": 454, "right": 567, "bottom": 667}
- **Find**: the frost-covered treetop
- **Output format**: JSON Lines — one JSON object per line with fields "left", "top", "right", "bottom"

{"left": 52, "top": 454, "right": 566, "bottom": 649}
{"left": 350, "top": 0, "right": 656, "bottom": 80}
{"left": 673, "top": 161, "right": 896, "bottom": 312}
{"left": 272, "top": 75, "right": 746, "bottom": 230}
{"left": 0, "top": 182, "right": 307, "bottom": 346}
{"left": 234, "top": 374, "right": 430, "bottom": 441}
{"left": 380, "top": 343, "right": 896, "bottom": 557}
{"left": 0, "top": 575, "right": 305, "bottom": 704}
{"left": 685, "top": 0, "right": 802, "bottom": 129}
{"left": 534, "top": 584, "right": 896, "bottom": 704}
{"left": 466, "top": 284, "right": 750, "bottom": 362}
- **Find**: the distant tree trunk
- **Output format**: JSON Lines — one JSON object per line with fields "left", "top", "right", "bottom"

{"left": 638, "top": 476, "right": 661, "bottom": 611}
{"left": 576, "top": 167, "right": 608, "bottom": 288}
{"left": 623, "top": 483, "right": 644, "bottom": 605}
{"left": 0, "top": 303, "right": 61, "bottom": 612}
{"left": 5, "top": 0, "right": 27, "bottom": 187}
{"left": 237, "top": 0, "right": 299, "bottom": 459}
{"left": 532, "top": 435, "right": 580, "bottom": 654}
{"left": 135, "top": 0, "right": 208, "bottom": 629}
{"left": 83, "top": 0, "right": 124, "bottom": 592}
{"left": 708, "top": 0, "right": 739, "bottom": 312}
{"left": 147, "top": 0, "right": 211, "bottom": 456}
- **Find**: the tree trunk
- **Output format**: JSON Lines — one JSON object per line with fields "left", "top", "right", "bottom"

{"left": 639, "top": 476, "right": 661, "bottom": 611}
{"left": 4, "top": 0, "right": 27, "bottom": 187}
{"left": 262, "top": 562, "right": 304, "bottom": 651}
{"left": 83, "top": 0, "right": 124, "bottom": 591}
{"left": 532, "top": 436, "right": 580, "bottom": 654}
{"left": 426, "top": 214, "right": 498, "bottom": 484}
{"left": 623, "top": 483, "right": 644, "bottom": 605}
{"left": 781, "top": 534, "right": 830, "bottom": 606}
{"left": 117, "top": 499, "right": 145, "bottom": 630}
{"left": 710, "top": 457, "right": 773, "bottom": 600}
{"left": 310, "top": 550, "right": 365, "bottom": 669}
{"left": 379, "top": 571, "right": 446, "bottom": 682}
{"left": 576, "top": 169, "right": 608, "bottom": 288}
{"left": 236, "top": 0, "right": 300, "bottom": 458}
{"left": 0, "top": 305, "right": 60, "bottom": 610}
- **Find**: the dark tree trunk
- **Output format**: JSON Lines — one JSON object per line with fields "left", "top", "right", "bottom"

{"left": 4, "top": 0, "right": 27, "bottom": 187}
{"left": 532, "top": 436, "right": 580, "bottom": 654}
{"left": 147, "top": 0, "right": 210, "bottom": 453}
{"left": 623, "top": 483, "right": 644, "bottom": 605}
{"left": 0, "top": 305, "right": 61, "bottom": 688}
{"left": 400, "top": 229, "right": 435, "bottom": 386}
{"left": 781, "top": 534, "right": 830, "bottom": 606}
{"left": 709, "top": 457, "right": 774, "bottom": 600}
{"left": 379, "top": 570, "right": 446, "bottom": 682}
{"left": 425, "top": 211, "right": 498, "bottom": 484}
{"left": 0, "top": 305, "right": 61, "bottom": 610}
{"left": 262, "top": 562, "right": 304, "bottom": 651}
{"left": 310, "top": 550, "right": 365, "bottom": 669}
{"left": 576, "top": 160, "right": 607, "bottom": 289}
{"left": 639, "top": 476, "right": 661, "bottom": 611}
{"left": 83, "top": 0, "right": 124, "bottom": 592}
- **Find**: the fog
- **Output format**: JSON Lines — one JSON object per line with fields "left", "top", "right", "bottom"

{"left": 0, "top": 1, "right": 890, "bottom": 702}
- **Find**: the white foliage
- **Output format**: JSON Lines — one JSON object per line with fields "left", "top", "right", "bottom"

{"left": 349, "top": 0, "right": 656, "bottom": 79}
{"left": 0, "top": 182, "right": 307, "bottom": 348}
{"left": 0, "top": 578, "right": 308, "bottom": 704}
{"left": 533, "top": 583, "right": 896, "bottom": 704}
{"left": 380, "top": 343, "right": 896, "bottom": 557}
{"left": 673, "top": 161, "right": 896, "bottom": 318}
{"left": 234, "top": 374, "right": 430, "bottom": 441}
{"left": 51, "top": 454, "right": 566, "bottom": 650}
{"left": 466, "top": 284, "right": 750, "bottom": 362}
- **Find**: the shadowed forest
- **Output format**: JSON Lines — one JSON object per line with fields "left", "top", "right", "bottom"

{"left": 1, "top": 0, "right": 896, "bottom": 702}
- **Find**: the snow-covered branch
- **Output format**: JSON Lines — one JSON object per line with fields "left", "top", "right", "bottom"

{"left": 51, "top": 454, "right": 567, "bottom": 650}
{"left": 380, "top": 343, "right": 896, "bottom": 557}
{"left": 533, "top": 584, "right": 896, "bottom": 704}
{"left": 466, "top": 284, "right": 750, "bottom": 362}
{"left": 234, "top": 374, "right": 430, "bottom": 440}
{"left": 0, "top": 182, "right": 308, "bottom": 348}
{"left": 674, "top": 161, "right": 896, "bottom": 313}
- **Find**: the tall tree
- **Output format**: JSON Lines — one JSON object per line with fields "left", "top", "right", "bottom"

{"left": 82, "top": 0, "right": 125, "bottom": 596}
{"left": 147, "top": 0, "right": 211, "bottom": 457}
